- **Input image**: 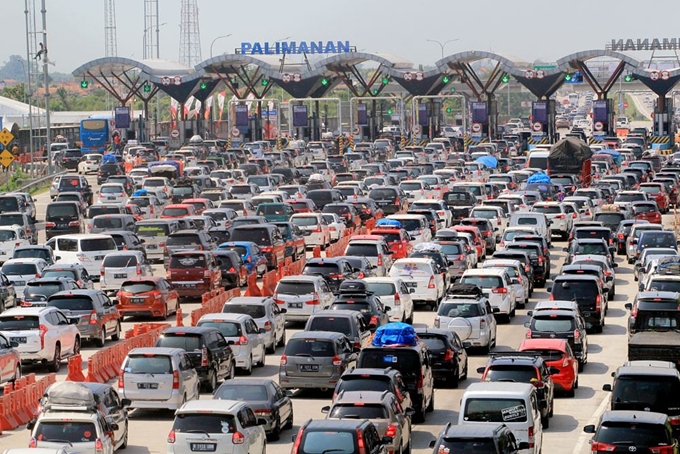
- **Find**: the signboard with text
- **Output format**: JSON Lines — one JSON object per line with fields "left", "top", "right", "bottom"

{"left": 234, "top": 105, "right": 249, "bottom": 127}
{"left": 471, "top": 102, "right": 488, "bottom": 124}
{"left": 292, "top": 105, "right": 308, "bottom": 128}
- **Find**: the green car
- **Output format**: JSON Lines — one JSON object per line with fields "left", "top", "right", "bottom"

{"left": 255, "top": 203, "right": 295, "bottom": 222}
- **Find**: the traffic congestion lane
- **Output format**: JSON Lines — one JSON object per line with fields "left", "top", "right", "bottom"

{"left": 0, "top": 227, "right": 641, "bottom": 454}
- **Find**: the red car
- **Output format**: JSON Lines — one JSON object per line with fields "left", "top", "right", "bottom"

{"left": 161, "top": 203, "right": 196, "bottom": 219}
{"left": 453, "top": 225, "right": 485, "bottom": 259}
{"left": 369, "top": 227, "right": 413, "bottom": 259}
{"left": 285, "top": 198, "right": 318, "bottom": 213}
{"left": 519, "top": 338, "right": 579, "bottom": 396}
{"left": 638, "top": 183, "right": 670, "bottom": 213}
{"left": 632, "top": 201, "right": 662, "bottom": 224}
{"left": 182, "top": 198, "right": 214, "bottom": 215}
{"left": 0, "top": 332, "right": 21, "bottom": 385}
{"left": 167, "top": 251, "right": 222, "bottom": 300}
{"left": 116, "top": 276, "right": 180, "bottom": 319}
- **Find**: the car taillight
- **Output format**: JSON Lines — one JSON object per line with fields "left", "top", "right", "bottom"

{"left": 45, "top": 222, "right": 56, "bottom": 228}
{"left": 526, "top": 328, "right": 532, "bottom": 338}
{"left": 280, "top": 354, "right": 287, "bottom": 365}
{"left": 434, "top": 316, "right": 440, "bottom": 328}
{"left": 167, "top": 430, "right": 176, "bottom": 444}
{"left": 555, "top": 214, "right": 565, "bottom": 219}
{"left": 427, "top": 276, "right": 435, "bottom": 289}
{"left": 68, "top": 221, "right": 80, "bottom": 227}
{"left": 204, "top": 270, "right": 211, "bottom": 279}
{"left": 595, "top": 294, "right": 601, "bottom": 311}
{"left": 264, "top": 321, "right": 272, "bottom": 332}
{"left": 291, "top": 427, "right": 304, "bottom": 454}
{"left": 306, "top": 292, "right": 320, "bottom": 305}
{"left": 201, "top": 347, "right": 209, "bottom": 367}
{"left": 95, "top": 438, "right": 104, "bottom": 454}
{"left": 394, "top": 197, "right": 401, "bottom": 206}
{"left": 235, "top": 335, "right": 248, "bottom": 346}
{"left": 88, "top": 310, "right": 98, "bottom": 325}
{"left": 332, "top": 355, "right": 343, "bottom": 366}
{"left": 393, "top": 292, "right": 401, "bottom": 306}
{"left": 118, "top": 369, "right": 124, "bottom": 388}
{"left": 29, "top": 437, "right": 37, "bottom": 448}
{"left": 669, "top": 416, "right": 680, "bottom": 427}
{"left": 356, "top": 428, "right": 368, "bottom": 454}
{"left": 649, "top": 447, "right": 674, "bottom": 454}
{"left": 572, "top": 213, "right": 577, "bottom": 219}
{"left": 385, "top": 424, "right": 398, "bottom": 438}
{"left": 590, "top": 442, "right": 616, "bottom": 452}
{"left": 313, "top": 225, "right": 322, "bottom": 233}
{"left": 136, "top": 263, "right": 142, "bottom": 275}
{"left": 416, "top": 372, "right": 424, "bottom": 389}
{"left": 444, "top": 349, "right": 454, "bottom": 361}
{"left": 538, "top": 256, "right": 543, "bottom": 264}
{"left": 492, "top": 287, "right": 507, "bottom": 294}
{"left": 172, "top": 370, "right": 180, "bottom": 389}
{"left": 528, "top": 425, "right": 535, "bottom": 447}
{"left": 618, "top": 233, "right": 624, "bottom": 240}
{"left": 232, "top": 431, "right": 245, "bottom": 445}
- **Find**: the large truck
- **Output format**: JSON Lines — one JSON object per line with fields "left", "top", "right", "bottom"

{"left": 626, "top": 301, "right": 680, "bottom": 369}
{"left": 546, "top": 137, "right": 592, "bottom": 187}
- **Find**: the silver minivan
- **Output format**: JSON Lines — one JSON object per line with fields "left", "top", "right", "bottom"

{"left": 100, "top": 251, "right": 153, "bottom": 295}
{"left": 273, "top": 276, "right": 334, "bottom": 322}
{"left": 134, "top": 219, "right": 180, "bottom": 263}
{"left": 118, "top": 347, "right": 200, "bottom": 410}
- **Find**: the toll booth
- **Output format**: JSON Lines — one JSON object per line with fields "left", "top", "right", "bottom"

{"left": 651, "top": 97, "right": 674, "bottom": 150}
{"left": 469, "top": 101, "right": 493, "bottom": 145}
{"left": 528, "top": 100, "right": 555, "bottom": 149}
{"left": 590, "top": 99, "right": 614, "bottom": 143}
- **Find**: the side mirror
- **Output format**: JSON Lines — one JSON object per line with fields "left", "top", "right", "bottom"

{"left": 524, "top": 321, "right": 531, "bottom": 328}
{"left": 227, "top": 340, "right": 235, "bottom": 345}
{"left": 409, "top": 288, "right": 415, "bottom": 294}
{"left": 384, "top": 306, "right": 392, "bottom": 313}
{"left": 257, "top": 418, "right": 267, "bottom": 426}
{"left": 624, "top": 303, "right": 633, "bottom": 311}
{"left": 527, "top": 311, "right": 533, "bottom": 316}
{"left": 476, "top": 367, "right": 486, "bottom": 374}
{"left": 638, "top": 284, "right": 644, "bottom": 291}
{"left": 405, "top": 408, "right": 416, "bottom": 417}
{"left": 612, "top": 263, "right": 618, "bottom": 268}
{"left": 547, "top": 287, "right": 552, "bottom": 293}
{"left": 279, "top": 308, "right": 287, "bottom": 314}
{"left": 27, "top": 420, "right": 35, "bottom": 430}
{"left": 429, "top": 440, "right": 437, "bottom": 449}
{"left": 518, "top": 442, "right": 530, "bottom": 450}
{"left": 55, "top": 256, "right": 61, "bottom": 260}
{"left": 259, "top": 327, "right": 266, "bottom": 334}
{"left": 602, "top": 384, "right": 612, "bottom": 392}
{"left": 110, "top": 423, "right": 120, "bottom": 431}
{"left": 562, "top": 247, "right": 569, "bottom": 252}
{"left": 10, "top": 341, "right": 19, "bottom": 348}
{"left": 69, "top": 318, "right": 79, "bottom": 325}
{"left": 492, "top": 307, "right": 500, "bottom": 313}
{"left": 121, "top": 398, "right": 132, "bottom": 407}
{"left": 583, "top": 425, "right": 596, "bottom": 434}
{"left": 462, "top": 341, "right": 472, "bottom": 349}
{"left": 381, "top": 436, "right": 394, "bottom": 445}
{"left": 321, "top": 406, "right": 330, "bottom": 414}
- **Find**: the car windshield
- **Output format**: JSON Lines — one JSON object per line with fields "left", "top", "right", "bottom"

{"left": 285, "top": 338, "right": 336, "bottom": 357}
{"left": 345, "top": 244, "right": 378, "bottom": 257}
{"left": 34, "top": 421, "right": 97, "bottom": 443}
{"left": 214, "top": 384, "right": 268, "bottom": 401}
{"left": 197, "top": 321, "right": 242, "bottom": 338}
{"left": 156, "top": 334, "right": 202, "bottom": 351}
{"left": 276, "top": 281, "right": 316, "bottom": 295}
{"left": 464, "top": 398, "right": 528, "bottom": 422}
{"left": 365, "top": 282, "right": 395, "bottom": 297}
{"left": 172, "top": 413, "right": 236, "bottom": 435}
{"left": 329, "top": 404, "right": 388, "bottom": 419}
{"left": 48, "top": 297, "right": 94, "bottom": 311}
{"left": 0, "top": 315, "right": 39, "bottom": 330}
{"left": 222, "top": 304, "right": 266, "bottom": 319}
{"left": 485, "top": 365, "right": 538, "bottom": 383}
{"left": 595, "top": 422, "right": 671, "bottom": 446}
{"left": 612, "top": 376, "right": 680, "bottom": 409}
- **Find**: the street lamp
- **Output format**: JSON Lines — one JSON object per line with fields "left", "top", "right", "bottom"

{"left": 210, "top": 34, "right": 233, "bottom": 58}
{"left": 142, "top": 22, "right": 166, "bottom": 59}
{"left": 426, "top": 38, "right": 460, "bottom": 59}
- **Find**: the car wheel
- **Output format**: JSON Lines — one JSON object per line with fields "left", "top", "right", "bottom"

{"left": 228, "top": 362, "right": 235, "bottom": 380}
{"left": 266, "top": 338, "right": 276, "bottom": 354}
{"left": 94, "top": 327, "right": 106, "bottom": 348}
{"left": 48, "top": 344, "right": 61, "bottom": 373}
{"left": 277, "top": 329, "right": 286, "bottom": 347}
{"left": 268, "top": 416, "right": 281, "bottom": 442}
{"left": 256, "top": 351, "right": 266, "bottom": 367}
{"left": 73, "top": 337, "right": 81, "bottom": 355}
{"left": 549, "top": 399, "right": 554, "bottom": 417}
{"left": 161, "top": 304, "right": 168, "bottom": 320}
{"left": 243, "top": 355, "right": 253, "bottom": 375}
{"left": 111, "top": 323, "right": 121, "bottom": 341}
{"left": 427, "top": 389, "right": 435, "bottom": 412}
{"left": 206, "top": 368, "right": 218, "bottom": 393}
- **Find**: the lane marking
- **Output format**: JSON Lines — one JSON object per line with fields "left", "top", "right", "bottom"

{"left": 572, "top": 393, "right": 610, "bottom": 454}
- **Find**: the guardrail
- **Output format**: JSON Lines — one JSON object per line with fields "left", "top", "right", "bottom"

{"left": 17, "top": 170, "right": 67, "bottom": 193}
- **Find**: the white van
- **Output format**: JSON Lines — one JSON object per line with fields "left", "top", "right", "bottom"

{"left": 100, "top": 250, "right": 153, "bottom": 295}
{"left": 508, "top": 212, "right": 551, "bottom": 247}
{"left": 459, "top": 382, "right": 543, "bottom": 454}
{"left": 526, "top": 150, "right": 549, "bottom": 170}
{"left": 45, "top": 234, "right": 117, "bottom": 280}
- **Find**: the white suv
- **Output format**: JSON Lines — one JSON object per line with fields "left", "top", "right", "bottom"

{"left": 364, "top": 277, "right": 415, "bottom": 323}
{"left": 435, "top": 292, "right": 498, "bottom": 353}
{"left": 459, "top": 268, "right": 516, "bottom": 323}
{"left": 290, "top": 213, "right": 331, "bottom": 249}
{"left": 167, "top": 400, "right": 266, "bottom": 454}
{"left": 273, "top": 276, "right": 334, "bottom": 322}
{"left": 29, "top": 410, "right": 117, "bottom": 454}
{"left": 531, "top": 202, "right": 573, "bottom": 240}
{"left": 0, "top": 306, "right": 80, "bottom": 372}
{"left": 1, "top": 258, "right": 48, "bottom": 297}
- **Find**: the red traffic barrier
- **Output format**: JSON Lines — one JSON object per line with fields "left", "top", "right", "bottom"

{"left": 66, "top": 354, "right": 87, "bottom": 382}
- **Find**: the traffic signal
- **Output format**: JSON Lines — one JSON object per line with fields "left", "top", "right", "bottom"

{"left": 564, "top": 73, "right": 572, "bottom": 81}
{"left": 261, "top": 79, "right": 269, "bottom": 86}
{"left": 200, "top": 82, "right": 207, "bottom": 90}
{"left": 382, "top": 77, "right": 389, "bottom": 85}
{"left": 450, "top": 87, "right": 456, "bottom": 93}
{"left": 372, "top": 89, "right": 379, "bottom": 95}
{"left": 442, "top": 75, "right": 450, "bottom": 84}
{"left": 624, "top": 74, "right": 634, "bottom": 82}
{"left": 387, "top": 108, "right": 393, "bottom": 115}
{"left": 446, "top": 107, "right": 452, "bottom": 113}
{"left": 143, "top": 83, "right": 151, "bottom": 92}
{"left": 80, "top": 79, "right": 88, "bottom": 89}
{"left": 501, "top": 74, "right": 510, "bottom": 83}
{"left": 321, "top": 78, "right": 329, "bottom": 86}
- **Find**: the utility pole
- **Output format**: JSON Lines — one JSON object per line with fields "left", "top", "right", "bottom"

{"left": 41, "top": 0, "right": 52, "bottom": 173}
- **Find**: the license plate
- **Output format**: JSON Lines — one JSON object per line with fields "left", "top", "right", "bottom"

{"left": 137, "top": 383, "right": 158, "bottom": 389}
{"left": 404, "top": 282, "right": 417, "bottom": 288}
{"left": 14, "top": 281, "right": 25, "bottom": 286}
{"left": 130, "top": 298, "right": 145, "bottom": 304}
{"left": 11, "top": 337, "right": 26, "bottom": 343}
{"left": 289, "top": 302, "right": 302, "bottom": 309}
{"left": 181, "top": 283, "right": 196, "bottom": 288}
{"left": 299, "top": 364, "right": 319, "bottom": 372}
{"left": 107, "top": 196, "right": 115, "bottom": 200}
{"left": 190, "top": 444, "right": 216, "bottom": 452}
{"left": 57, "top": 224, "right": 68, "bottom": 228}
{"left": 378, "top": 201, "right": 390, "bottom": 206}
{"left": 146, "top": 244, "right": 158, "bottom": 249}
{"left": 95, "top": 256, "right": 105, "bottom": 260}
{"left": 114, "top": 273, "right": 127, "bottom": 279}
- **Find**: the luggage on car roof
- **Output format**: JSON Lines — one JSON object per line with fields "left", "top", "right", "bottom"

{"left": 447, "top": 283, "right": 484, "bottom": 297}
{"left": 338, "top": 279, "right": 371, "bottom": 294}
{"left": 372, "top": 322, "right": 418, "bottom": 347}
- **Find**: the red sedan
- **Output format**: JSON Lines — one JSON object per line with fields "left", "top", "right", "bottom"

{"left": 370, "top": 227, "right": 413, "bottom": 259}
{"left": 519, "top": 338, "right": 579, "bottom": 396}
{"left": 638, "top": 183, "right": 670, "bottom": 213}
{"left": 632, "top": 201, "right": 662, "bottom": 224}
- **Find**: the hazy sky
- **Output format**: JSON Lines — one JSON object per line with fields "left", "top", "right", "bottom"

{"left": 3, "top": 0, "right": 679, "bottom": 74}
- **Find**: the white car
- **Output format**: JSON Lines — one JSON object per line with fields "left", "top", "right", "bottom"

{"left": 196, "top": 313, "right": 265, "bottom": 375}
{"left": 470, "top": 206, "right": 507, "bottom": 237}
{"left": 0, "top": 306, "right": 80, "bottom": 372}
{"left": 167, "top": 400, "right": 266, "bottom": 454}
{"left": 435, "top": 294, "right": 498, "bottom": 352}
{"left": 1, "top": 258, "right": 48, "bottom": 297}
{"left": 273, "top": 275, "right": 334, "bottom": 322}
{"left": 322, "top": 213, "right": 346, "bottom": 242}
{"left": 142, "top": 177, "right": 173, "bottom": 196}
{"left": 29, "top": 411, "right": 118, "bottom": 454}
{"left": 531, "top": 202, "right": 573, "bottom": 240}
{"left": 410, "top": 199, "right": 452, "bottom": 229}
{"left": 77, "top": 153, "right": 103, "bottom": 175}
{"left": 481, "top": 259, "right": 529, "bottom": 307}
{"left": 290, "top": 213, "right": 331, "bottom": 249}
{"left": 459, "top": 268, "right": 516, "bottom": 322}
{"left": 221, "top": 296, "right": 286, "bottom": 354}
{"left": 388, "top": 258, "right": 445, "bottom": 309}
{"left": 46, "top": 234, "right": 118, "bottom": 279}
{"left": 100, "top": 251, "right": 153, "bottom": 296}
{"left": 96, "top": 183, "right": 128, "bottom": 205}
{"left": 399, "top": 180, "right": 432, "bottom": 202}
{"left": 386, "top": 214, "right": 432, "bottom": 246}
{"left": 0, "top": 226, "right": 30, "bottom": 264}
{"left": 364, "top": 277, "right": 415, "bottom": 323}
{"left": 129, "top": 167, "right": 150, "bottom": 187}
{"left": 563, "top": 196, "right": 598, "bottom": 221}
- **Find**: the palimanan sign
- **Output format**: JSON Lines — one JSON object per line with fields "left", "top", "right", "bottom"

{"left": 240, "top": 40, "right": 352, "bottom": 55}
{"left": 608, "top": 38, "right": 680, "bottom": 51}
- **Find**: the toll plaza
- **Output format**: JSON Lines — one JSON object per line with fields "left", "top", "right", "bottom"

{"left": 630, "top": 67, "right": 680, "bottom": 151}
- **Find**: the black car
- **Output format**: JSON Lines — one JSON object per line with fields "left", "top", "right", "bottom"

{"left": 415, "top": 327, "right": 468, "bottom": 388}
{"left": 61, "top": 149, "right": 83, "bottom": 170}
{"left": 302, "top": 257, "right": 360, "bottom": 293}
{"left": 97, "top": 162, "right": 125, "bottom": 185}
{"left": 213, "top": 378, "right": 293, "bottom": 441}
{"left": 525, "top": 309, "right": 589, "bottom": 371}
{"left": 330, "top": 280, "right": 390, "bottom": 331}
{"left": 333, "top": 367, "right": 413, "bottom": 411}
{"left": 154, "top": 326, "right": 235, "bottom": 392}
{"left": 293, "top": 420, "right": 390, "bottom": 454}
{"left": 503, "top": 242, "right": 549, "bottom": 286}
{"left": 22, "top": 277, "right": 81, "bottom": 305}
{"left": 106, "top": 231, "right": 146, "bottom": 256}
{"left": 429, "top": 423, "right": 529, "bottom": 454}
{"left": 213, "top": 249, "right": 245, "bottom": 289}
{"left": 45, "top": 201, "right": 84, "bottom": 239}
{"left": 0, "top": 272, "right": 17, "bottom": 313}
{"left": 584, "top": 411, "right": 678, "bottom": 454}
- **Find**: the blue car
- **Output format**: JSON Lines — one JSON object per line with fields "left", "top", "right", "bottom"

{"left": 217, "top": 241, "right": 268, "bottom": 276}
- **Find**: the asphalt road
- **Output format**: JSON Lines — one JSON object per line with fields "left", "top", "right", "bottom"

{"left": 1, "top": 174, "right": 672, "bottom": 454}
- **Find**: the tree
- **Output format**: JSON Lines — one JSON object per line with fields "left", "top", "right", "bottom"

{"left": 1, "top": 83, "right": 27, "bottom": 102}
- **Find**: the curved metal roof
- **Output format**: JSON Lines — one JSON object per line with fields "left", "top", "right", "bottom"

{"left": 436, "top": 51, "right": 517, "bottom": 73}
{"left": 72, "top": 57, "right": 196, "bottom": 83}
{"left": 307, "top": 52, "right": 413, "bottom": 78}
{"left": 556, "top": 49, "right": 640, "bottom": 70}
{"left": 196, "top": 54, "right": 279, "bottom": 79}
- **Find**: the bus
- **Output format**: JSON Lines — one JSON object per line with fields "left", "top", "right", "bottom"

{"left": 79, "top": 118, "right": 110, "bottom": 153}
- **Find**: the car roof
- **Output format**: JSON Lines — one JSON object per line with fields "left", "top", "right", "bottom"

{"left": 600, "top": 410, "right": 668, "bottom": 425}
{"left": 520, "top": 338, "right": 569, "bottom": 352}
{"left": 176, "top": 399, "right": 244, "bottom": 414}
{"left": 303, "top": 419, "right": 372, "bottom": 430}
{"left": 532, "top": 309, "right": 579, "bottom": 318}
{"left": 464, "top": 382, "right": 534, "bottom": 396}
{"left": 334, "top": 390, "right": 391, "bottom": 405}
{"left": 127, "top": 347, "right": 184, "bottom": 356}
{"left": 0, "top": 306, "right": 56, "bottom": 316}
{"left": 289, "top": 330, "right": 348, "bottom": 340}
{"left": 441, "top": 424, "right": 508, "bottom": 438}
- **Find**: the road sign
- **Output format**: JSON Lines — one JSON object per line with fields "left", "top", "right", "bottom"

{"left": 403, "top": 72, "right": 413, "bottom": 81}
{"left": 281, "top": 73, "right": 291, "bottom": 83}
{"left": 624, "top": 101, "right": 629, "bottom": 108}
{"left": 594, "top": 121, "right": 604, "bottom": 131}
{"left": 536, "top": 70, "right": 545, "bottom": 79}
{"left": 173, "top": 76, "right": 182, "bottom": 85}
{"left": 650, "top": 71, "right": 659, "bottom": 81}
{"left": 0, "top": 150, "right": 14, "bottom": 168}
{"left": 524, "top": 70, "right": 535, "bottom": 79}
{"left": 0, "top": 128, "right": 14, "bottom": 148}
{"left": 161, "top": 77, "right": 171, "bottom": 86}
{"left": 231, "top": 127, "right": 240, "bottom": 138}
{"left": 292, "top": 73, "right": 302, "bottom": 83}
{"left": 414, "top": 72, "right": 424, "bottom": 82}
{"left": 413, "top": 125, "right": 422, "bottom": 135}
{"left": 170, "top": 130, "right": 180, "bottom": 139}
{"left": 472, "top": 123, "right": 482, "bottom": 133}
{"left": 533, "top": 65, "right": 557, "bottom": 71}
{"left": 532, "top": 122, "right": 542, "bottom": 132}
{"left": 661, "top": 70, "right": 670, "bottom": 81}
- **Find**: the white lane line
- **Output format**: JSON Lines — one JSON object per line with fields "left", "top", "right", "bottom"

{"left": 572, "top": 393, "right": 610, "bottom": 454}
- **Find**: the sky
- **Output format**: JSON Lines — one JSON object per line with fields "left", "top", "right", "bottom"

{"left": 3, "top": 0, "right": 679, "bottom": 74}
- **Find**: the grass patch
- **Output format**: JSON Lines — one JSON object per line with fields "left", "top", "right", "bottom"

{"left": 0, "top": 169, "right": 30, "bottom": 192}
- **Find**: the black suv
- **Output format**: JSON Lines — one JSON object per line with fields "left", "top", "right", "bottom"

{"left": 358, "top": 342, "right": 435, "bottom": 423}
{"left": 368, "top": 186, "right": 407, "bottom": 215}
{"left": 97, "top": 162, "right": 125, "bottom": 185}
{"left": 504, "top": 241, "right": 550, "bottom": 287}
{"left": 477, "top": 352, "right": 556, "bottom": 428}
{"left": 292, "top": 419, "right": 391, "bottom": 454}
{"left": 415, "top": 327, "right": 468, "bottom": 388}
{"left": 154, "top": 326, "right": 235, "bottom": 392}
{"left": 525, "top": 309, "right": 589, "bottom": 371}
{"left": 584, "top": 410, "right": 678, "bottom": 454}
{"left": 302, "top": 258, "right": 360, "bottom": 293}
{"left": 333, "top": 367, "right": 413, "bottom": 411}
{"left": 603, "top": 360, "right": 680, "bottom": 438}
{"left": 213, "top": 250, "right": 245, "bottom": 289}
{"left": 61, "top": 149, "right": 83, "bottom": 170}
{"left": 330, "top": 280, "right": 390, "bottom": 331}
{"left": 45, "top": 201, "right": 84, "bottom": 239}
{"left": 22, "top": 277, "right": 81, "bottom": 305}
{"left": 429, "top": 423, "right": 529, "bottom": 454}
{"left": 549, "top": 275, "right": 606, "bottom": 332}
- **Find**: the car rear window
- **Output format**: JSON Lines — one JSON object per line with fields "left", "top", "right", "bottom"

{"left": 460, "top": 275, "right": 503, "bottom": 289}
{"left": 156, "top": 334, "right": 202, "bottom": 351}
{"left": 612, "top": 376, "right": 680, "bottom": 409}
{"left": 230, "top": 228, "right": 271, "bottom": 245}
{"left": 47, "top": 204, "right": 78, "bottom": 218}
{"left": 303, "top": 263, "right": 340, "bottom": 276}
{"left": 92, "top": 217, "right": 124, "bottom": 229}
{"left": 2, "top": 263, "right": 38, "bottom": 275}
{"left": 329, "top": 404, "right": 387, "bottom": 419}
{"left": 88, "top": 206, "right": 121, "bottom": 218}
{"left": 533, "top": 205, "right": 561, "bottom": 214}
{"left": 35, "top": 421, "right": 97, "bottom": 443}
{"left": 307, "top": 316, "right": 351, "bottom": 334}
{"left": 167, "top": 234, "right": 201, "bottom": 246}
{"left": 437, "top": 438, "right": 497, "bottom": 453}
{"left": 172, "top": 413, "right": 237, "bottom": 435}
{"left": 369, "top": 189, "right": 397, "bottom": 200}
{"left": 345, "top": 244, "right": 378, "bottom": 257}
{"left": 276, "top": 281, "right": 316, "bottom": 295}
{"left": 48, "top": 297, "right": 94, "bottom": 311}
{"left": 197, "top": 321, "right": 241, "bottom": 337}
{"left": 596, "top": 422, "right": 670, "bottom": 446}
{"left": 169, "top": 255, "right": 206, "bottom": 269}
{"left": 0, "top": 214, "right": 25, "bottom": 226}
{"left": 300, "top": 431, "right": 355, "bottom": 454}
{"left": 222, "top": 304, "right": 266, "bottom": 319}
{"left": 418, "top": 336, "right": 447, "bottom": 351}
{"left": 81, "top": 238, "right": 116, "bottom": 252}
{"left": 103, "top": 255, "right": 138, "bottom": 268}
{"left": 521, "top": 349, "right": 566, "bottom": 362}
{"left": 213, "top": 384, "right": 268, "bottom": 401}
{"left": 285, "top": 338, "right": 336, "bottom": 357}
{"left": 464, "top": 398, "right": 528, "bottom": 423}
{"left": 121, "top": 281, "right": 156, "bottom": 293}
{"left": 486, "top": 365, "right": 538, "bottom": 383}
{"left": 0, "top": 315, "right": 39, "bottom": 330}
{"left": 438, "top": 302, "right": 481, "bottom": 317}
{"left": 24, "top": 283, "right": 62, "bottom": 298}
{"left": 359, "top": 349, "right": 420, "bottom": 370}
{"left": 552, "top": 280, "right": 598, "bottom": 301}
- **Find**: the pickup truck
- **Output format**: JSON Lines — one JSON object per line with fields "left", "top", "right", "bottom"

{"left": 442, "top": 191, "right": 477, "bottom": 225}
{"left": 627, "top": 304, "right": 680, "bottom": 368}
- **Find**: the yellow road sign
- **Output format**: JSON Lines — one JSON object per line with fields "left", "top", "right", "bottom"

{"left": 0, "top": 150, "right": 14, "bottom": 168}
{"left": 0, "top": 128, "right": 14, "bottom": 148}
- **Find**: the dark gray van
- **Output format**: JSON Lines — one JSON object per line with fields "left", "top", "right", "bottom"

{"left": 45, "top": 202, "right": 83, "bottom": 239}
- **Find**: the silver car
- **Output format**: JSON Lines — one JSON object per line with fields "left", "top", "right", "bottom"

{"left": 221, "top": 297, "right": 286, "bottom": 353}
{"left": 434, "top": 295, "right": 498, "bottom": 353}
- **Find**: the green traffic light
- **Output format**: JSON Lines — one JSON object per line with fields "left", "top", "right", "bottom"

{"left": 261, "top": 79, "right": 269, "bottom": 86}
{"left": 382, "top": 77, "right": 389, "bottom": 85}
{"left": 446, "top": 107, "right": 452, "bottom": 113}
{"left": 501, "top": 75, "right": 510, "bottom": 83}
{"left": 200, "top": 82, "right": 207, "bottom": 90}
{"left": 442, "top": 75, "right": 450, "bottom": 84}
{"left": 372, "top": 89, "right": 379, "bottom": 95}
{"left": 450, "top": 87, "right": 456, "bottom": 93}
{"left": 565, "top": 74, "right": 572, "bottom": 81}
{"left": 321, "top": 78, "right": 329, "bottom": 86}
{"left": 387, "top": 109, "right": 393, "bottom": 115}
{"left": 143, "top": 83, "right": 151, "bottom": 92}
{"left": 80, "top": 80, "right": 88, "bottom": 89}
{"left": 624, "top": 75, "right": 633, "bottom": 82}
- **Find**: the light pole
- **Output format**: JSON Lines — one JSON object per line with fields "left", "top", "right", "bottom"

{"left": 210, "top": 34, "right": 232, "bottom": 58}
{"left": 142, "top": 23, "right": 166, "bottom": 59}
{"left": 426, "top": 38, "right": 460, "bottom": 59}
